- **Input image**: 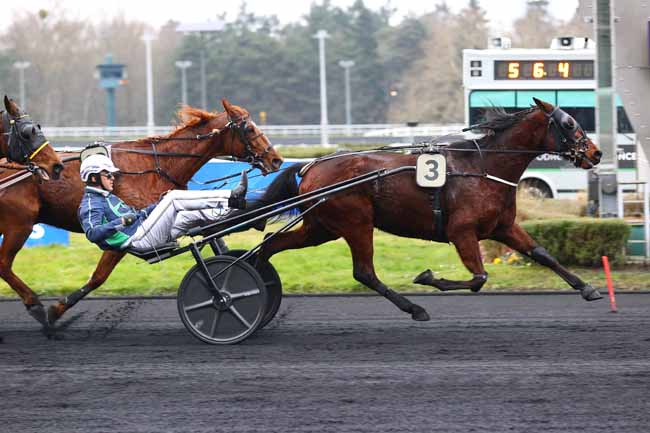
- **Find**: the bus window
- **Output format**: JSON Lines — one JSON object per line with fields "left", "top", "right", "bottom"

{"left": 617, "top": 107, "right": 634, "bottom": 133}
{"left": 562, "top": 107, "right": 596, "bottom": 132}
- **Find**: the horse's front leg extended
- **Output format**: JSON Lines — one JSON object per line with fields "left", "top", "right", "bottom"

{"left": 48, "top": 250, "right": 127, "bottom": 324}
{"left": 0, "top": 226, "right": 50, "bottom": 328}
{"left": 414, "top": 228, "right": 488, "bottom": 292}
{"left": 492, "top": 223, "right": 602, "bottom": 301}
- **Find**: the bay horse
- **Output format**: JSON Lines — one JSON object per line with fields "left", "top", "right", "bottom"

{"left": 0, "top": 98, "right": 283, "bottom": 331}
{"left": 1, "top": 96, "right": 64, "bottom": 327}
{"left": 247, "top": 98, "right": 603, "bottom": 321}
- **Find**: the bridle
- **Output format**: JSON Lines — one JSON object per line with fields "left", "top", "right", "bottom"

{"left": 227, "top": 115, "right": 275, "bottom": 172}
{"left": 544, "top": 106, "right": 592, "bottom": 168}
{"left": 1, "top": 110, "right": 50, "bottom": 164}
{"left": 0, "top": 110, "right": 52, "bottom": 191}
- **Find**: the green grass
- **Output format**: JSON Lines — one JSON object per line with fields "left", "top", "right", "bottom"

{"left": 0, "top": 225, "right": 647, "bottom": 299}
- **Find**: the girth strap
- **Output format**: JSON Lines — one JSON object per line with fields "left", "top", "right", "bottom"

{"left": 429, "top": 188, "right": 448, "bottom": 242}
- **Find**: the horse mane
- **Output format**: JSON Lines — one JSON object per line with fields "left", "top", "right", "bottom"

{"left": 172, "top": 106, "right": 220, "bottom": 133}
{"left": 477, "top": 107, "right": 536, "bottom": 133}
{"left": 446, "top": 106, "right": 537, "bottom": 150}
{"left": 122, "top": 106, "right": 222, "bottom": 148}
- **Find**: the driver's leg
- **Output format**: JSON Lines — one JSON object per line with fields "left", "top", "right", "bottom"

{"left": 127, "top": 190, "right": 231, "bottom": 249}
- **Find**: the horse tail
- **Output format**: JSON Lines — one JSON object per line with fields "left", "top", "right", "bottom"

{"left": 220, "top": 163, "right": 305, "bottom": 234}
{"left": 249, "top": 162, "right": 304, "bottom": 209}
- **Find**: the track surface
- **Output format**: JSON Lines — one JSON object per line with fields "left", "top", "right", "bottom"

{"left": 1, "top": 293, "right": 650, "bottom": 433}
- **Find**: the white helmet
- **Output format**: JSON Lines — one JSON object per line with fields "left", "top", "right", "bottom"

{"left": 80, "top": 154, "right": 119, "bottom": 182}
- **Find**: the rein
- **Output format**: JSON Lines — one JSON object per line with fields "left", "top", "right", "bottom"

{"left": 0, "top": 162, "right": 43, "bottom": 191}
{"left": 58, "top": 118, "right": 273, "bottom": 188}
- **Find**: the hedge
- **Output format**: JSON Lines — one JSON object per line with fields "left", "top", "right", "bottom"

{"left": 521, "top": 218, "right": 630, "bottom": 266}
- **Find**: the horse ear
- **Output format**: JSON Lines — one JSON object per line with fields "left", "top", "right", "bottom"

{"left": 4, "top": 95, "right": 19, "bottom": 115}
{"left": 532, "top": 97, "right": 552, "bottom": 113}
{"left": 221, "top": 98, "right": 233, "bottom": 113}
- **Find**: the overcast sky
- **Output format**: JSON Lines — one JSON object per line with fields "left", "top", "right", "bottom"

{"left": 3, "top": 0, "right": 579, "bottom": 32}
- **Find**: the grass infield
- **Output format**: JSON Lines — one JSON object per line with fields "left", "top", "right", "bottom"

{"left": 0, "top": 224, "right": 647, "bottom": 299}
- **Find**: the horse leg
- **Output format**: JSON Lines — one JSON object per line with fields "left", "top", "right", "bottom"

{"left": 414, "top": 229, "right": 488, "bottom": 292}
{"left": 342, "top": 225, "right": 430, "bottom": 321}
{"left": 47, "top": 250, "right": 127, "bottom": 324}
{"left": 0, "top": 226, "right": 49, "bottom": 327}
{"left": 492, "top": 223, "right": 602, "bottom": 301}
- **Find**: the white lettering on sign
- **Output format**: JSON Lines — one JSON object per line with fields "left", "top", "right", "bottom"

{"left": 416, "top": 154, "right": 447, "bottom": 188}
{"left": 617, "top": 152, "right": 636, "bottom": 161}
{"left": 536, "top": 154, "right": 563, "bottom": 161}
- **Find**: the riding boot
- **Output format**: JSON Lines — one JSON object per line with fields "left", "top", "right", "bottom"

{"left": 228, "top": 170, "right": 248, "bottom": 210}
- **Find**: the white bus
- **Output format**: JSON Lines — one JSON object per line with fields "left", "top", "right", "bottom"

{"left": 463, "top": 37, "right": 637, "bottom": 198}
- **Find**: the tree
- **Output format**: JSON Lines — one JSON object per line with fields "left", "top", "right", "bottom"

{"left": 512, "top": 0, "right": 558, "bottom": 48}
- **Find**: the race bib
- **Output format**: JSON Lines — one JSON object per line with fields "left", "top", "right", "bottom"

{"left": 416, "top": 154, "right": 446, "bottom": 188}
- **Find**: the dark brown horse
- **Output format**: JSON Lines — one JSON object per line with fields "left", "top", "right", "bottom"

{"left": 0, "top": 98, "right": 283, "bottom": 330}
{"left": 0, "top": 96, "right": 65, "bottom": 326}
{"left": 249, "top": 98, "right": 604, "bottom": 320}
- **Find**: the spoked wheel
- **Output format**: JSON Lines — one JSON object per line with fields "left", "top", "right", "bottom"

{"left": 177, "top": 255, "right": 267, "bottom": 345}
{"left": 225, "top": 250, "right": 283, "bottom": 329}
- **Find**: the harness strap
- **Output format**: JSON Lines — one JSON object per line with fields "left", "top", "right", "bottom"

{"left": 28, "top": 141, "right": 50, "bottom": 160}
{"left": 485, "top": 174, "right": 518, "bottom": 188}
{"left": 429, "top": 188, "right": 448, "bottom": 242}
{"left": 0, "top": 169, "right": 33, "bottom": 191}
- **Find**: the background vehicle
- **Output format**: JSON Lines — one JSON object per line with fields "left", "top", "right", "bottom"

{"left": 463, "top": 37, "right": 637, "bottom": 199}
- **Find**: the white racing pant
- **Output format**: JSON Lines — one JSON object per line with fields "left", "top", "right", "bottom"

{"left": 124, "top": 189, "right": 232, "bottom": 250}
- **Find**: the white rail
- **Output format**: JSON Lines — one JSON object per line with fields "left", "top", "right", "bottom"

{"left": 41, "top": 124, "right": 465, "bottom": 138}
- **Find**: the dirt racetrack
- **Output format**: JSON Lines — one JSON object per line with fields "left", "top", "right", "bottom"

{"left": 1, "top": 293, "right": 649, "bottom": 433}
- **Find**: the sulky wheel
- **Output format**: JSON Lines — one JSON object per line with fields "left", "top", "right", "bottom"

{"left": 224, "top": 250, "right": 282, "bottom": 330}
{"left": 177, "top": 255, "right": 267, "bottom": 345}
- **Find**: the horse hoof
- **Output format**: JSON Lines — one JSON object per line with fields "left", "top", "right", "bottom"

{"left": 47, "top": 303, "right": 64, "bottom": 326}
{"left": 581, "top": 285, "right": 603, "bottom": 302}
{"left": 413, "top": 269, "right": 435, "bottom": 286}
{"left": 27, "top": 304, "right": 48, "bottom": 327}
{"left": 46, "top": 331, "right": 64, "bottom": 341}
{"left": 411, "top": 306, "right": 430, "bottom": 321}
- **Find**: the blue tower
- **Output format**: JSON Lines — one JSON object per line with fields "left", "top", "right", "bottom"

{"left": 96, "top": 54, "right": 127, "bottom": 127}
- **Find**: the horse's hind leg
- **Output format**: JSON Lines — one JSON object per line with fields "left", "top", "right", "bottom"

{"left": 492, "top": 223, "right": 602, "bottom": 301}
{"left": 414, "top": 229, "right": 488, "bottom": 292}
{"left": 340, "top": 223, "right": 430, "bottom": 322}
{"left": 0, "top": 227, "right": 49, "bottom": 327}
{"left": 48, "top": 250, "right": 126, "bottom": 324}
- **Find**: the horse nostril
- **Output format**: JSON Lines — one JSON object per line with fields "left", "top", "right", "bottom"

{"left": 594, "top": 150, "right": 602, "bottom": 159}
{"left": 272, "top": 159, "right": 283, "bottom": 170}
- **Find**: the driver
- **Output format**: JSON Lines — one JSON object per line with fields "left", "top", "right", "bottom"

{"left": 78, "top": 154, "right": 248, "bottom": 251}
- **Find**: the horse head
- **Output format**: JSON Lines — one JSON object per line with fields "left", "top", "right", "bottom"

{"left": 220, "top": 98, "right": 283, "bottom": 174}
{"left": 533, "top": 97, "right": 602, "bottom": 169}
{"left": 1, "top": 95, "right": 64, "bottom": 180}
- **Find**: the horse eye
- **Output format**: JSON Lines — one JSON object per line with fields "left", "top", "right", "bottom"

{"left": 563, "top": 119, "right": 576, "bottom": 130}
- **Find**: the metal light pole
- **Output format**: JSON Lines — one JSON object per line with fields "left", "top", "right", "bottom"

{"left": 13, "top": 61, "right": 31, "bottom": 110}
{"left": 594, "top": 0, "right": 619, "bottom": 217}
{"left": 142, "top": 31, "right": 156, "bottom": 135}
{"left": 314, "top": 30, "right": 330, "bottom": 146}
{"left": 176, "top": 20, "right": 225, "bottom": 110}
{"left": 338, "top": 60, "right": 355, "bottom": 130}
{"left": 175, "top": 60, "right": 193, "bottom": 105}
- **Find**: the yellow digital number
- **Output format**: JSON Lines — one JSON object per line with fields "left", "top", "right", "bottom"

{"left": 558, "top": 62, "right": 570, "bottom": 78}
{"left": 533, "top": 62, "right": 545, "bottom": 78}
{"left": 508, "top": 62, "right": 520, "bottom": 79}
